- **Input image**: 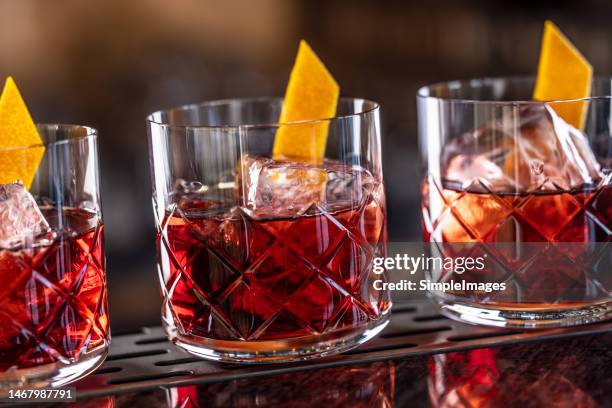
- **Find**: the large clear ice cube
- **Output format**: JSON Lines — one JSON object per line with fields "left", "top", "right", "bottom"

{"left": 0, "top": 182, "right": 51, "bottom": 248}
{"left": 442, "top": 105, "right": 602, "bottom": 192}
{"left": 239, "top": 156, "right": 373, "bottom": 219}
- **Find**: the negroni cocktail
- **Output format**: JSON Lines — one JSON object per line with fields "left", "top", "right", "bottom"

{"left": 419, "top": 85, "right": 611, "bottom": 327}
{"left": 0, "top": 206, "right": 107, "bottom": 372}
{"left": 0, "top": 77, "right": 108, "bottom": 388}
{"left": 149, "top": 41, "right": 389, "bottom": 361}
{"left": 158, "top": 157, "right": 388, "bottom": 342}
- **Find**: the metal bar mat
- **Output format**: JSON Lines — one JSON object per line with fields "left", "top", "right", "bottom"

{"left": 75, "top": 300, "right": 612, "bottom": 398}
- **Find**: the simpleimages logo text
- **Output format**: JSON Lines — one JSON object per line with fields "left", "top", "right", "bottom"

{"left": 372, "top": 253, "right": 507, "bottom": 293}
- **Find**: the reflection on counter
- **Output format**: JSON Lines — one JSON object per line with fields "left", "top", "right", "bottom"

{"left": 167, "top": 361, "right": 394, "bottom": 407}
{"left": 428, "top": 335, "right": 610, "bottom": 407}
{"left": 69, "top": 333, "right": 611, "bottom": 408}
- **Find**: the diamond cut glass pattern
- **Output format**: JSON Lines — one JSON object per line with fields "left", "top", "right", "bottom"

{"left": 156, "top": 190, "right": 389, "bottom": 342}
{"left": 418, "top": 78, "right": 612, "bottom": 327}
{"left": 0, "top": 125, "right": 108, "bottom": 387}
{"left": 148, "top": 98, "right": 389, "bottom": 361}
{"left": 423, "top": 176, "right": 611, "bottom": 305}
{"left": 0, "top": 212, "right": 108, "bottom": 371}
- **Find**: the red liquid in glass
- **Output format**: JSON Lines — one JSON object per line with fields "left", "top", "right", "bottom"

{"left": 158, "top": 191, "right": 389, "bottom": 341}
{"left": 0, "top": 209, "right": 108, "bottom": 371}
{"left": 422, "top": 180, "right": 612, "bottom": 305}
{"left": 423, "top": 183, "right": 611, "bottom": 243}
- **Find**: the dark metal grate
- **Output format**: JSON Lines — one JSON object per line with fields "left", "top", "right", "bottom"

{"left": 74, "top": 300, "right": 612, "bottom": 398}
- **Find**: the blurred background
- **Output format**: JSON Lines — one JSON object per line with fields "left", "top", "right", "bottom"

{"left": 1, "top": 0, "right": 610, "bottom": 330}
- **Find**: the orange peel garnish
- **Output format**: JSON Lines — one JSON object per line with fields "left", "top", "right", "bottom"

{"left": 273, "top": 40, "right": 339, "bottom": 164}
{"left": 0, "top": 77, "right": 44, "bottom": 188}
{"left": 533, "top": 20, "right": 592, "bottom": 129}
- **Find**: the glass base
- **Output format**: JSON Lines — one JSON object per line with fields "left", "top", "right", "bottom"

{"left": 0, "top": 345, "right": 108, "bottom": 394}
{"left": 165, "top": 318, "right": 390, "bottom": 364}
{"left": 437, "top": 299, "right": 612, "bottom": 329}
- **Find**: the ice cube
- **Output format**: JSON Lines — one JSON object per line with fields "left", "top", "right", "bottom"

{"left": 238, "top": 156, "right": 373, "bottom": 219}
{"left": 442, "top": 105, "right": 603, "bottom": 192}
{"left": 238, "top": 156, "right": 326, "bottom": 218}
{"left": 0, "top": 182, "right": 51, "bottom": 248}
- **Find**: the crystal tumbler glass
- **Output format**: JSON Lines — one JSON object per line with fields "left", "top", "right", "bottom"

{"left": 0, "top": 125, "right": 109, "bottom": 390}
{"left": 147, "top": 97, "right": 390, "bottom": 362}
{"left": 418, "top": 77, "right": 611, "bottom": 328}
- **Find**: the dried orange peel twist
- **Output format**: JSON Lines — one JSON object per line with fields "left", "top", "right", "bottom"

{"left": 504, "top": 22, "right": 593, "bottom": 182}
{"left": 533, "top": 20, "right": 593, "bottom": 130}
{"left": 0, "top": 77, "right": 44, "bottom": 188}
{"left": 273, "top": 40, "right": 340, "bottom": 164}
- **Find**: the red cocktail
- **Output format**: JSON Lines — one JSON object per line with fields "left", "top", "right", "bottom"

{"left": 0, "top": 208, "right": 107, "bottom": 371}
{"left": 0, "top": 124, "right": 108, "bottom": 389}
{"left": 158, "top": 158, "right": 389, "bottom": 352}
{"left": 422, "top": 180, "right": 611, "bottom": 307}
{"left": 148, "top": 97, "right": 389, "bottom": 362}
{"left": 418, "top": 78, "right": 612, "bottom": 327}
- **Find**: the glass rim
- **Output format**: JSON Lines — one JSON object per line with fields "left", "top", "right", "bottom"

{"left": 0, "top": 123, "right": 97, "bottom": 152}
{"left": 146, "top": 96, "right": 380, "bottom": 129}
{"left": 417, "top": 75, "right": 612, "bottom": 105}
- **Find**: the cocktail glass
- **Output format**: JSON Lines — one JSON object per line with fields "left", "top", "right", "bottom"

{"left": 418, "top": 77, "right": 611, "bottom": 328}
{"left": 147, "top": 97, "right": 390, "bottom": 362}
{"left": 0, "top": 125, "right": 109, "bottom": 389}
